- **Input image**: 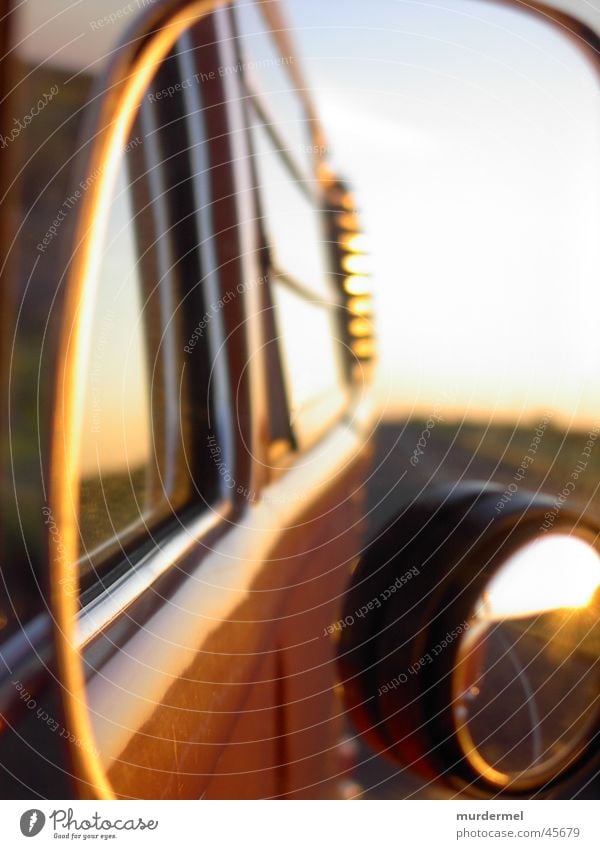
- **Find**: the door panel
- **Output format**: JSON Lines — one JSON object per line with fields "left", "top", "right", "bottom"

{"left": 83, "top": 423, "right": 367, "bottom": 798}
{"left": 201, "top": 650, "right": 280, "bottom": 800}
{"left": 275, "top": 470, "right": 365, "bottom": 798}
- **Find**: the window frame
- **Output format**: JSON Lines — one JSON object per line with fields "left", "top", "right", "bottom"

{"left": 75, "top": 33, "right": 245, "bottom": 598}
{"left": 231, "top": 4, "right": 351, "bottom": 457}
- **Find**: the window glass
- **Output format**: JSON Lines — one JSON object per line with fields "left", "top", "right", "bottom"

{"left": 234, "top": 1, "right": 315, "bottom": 176}
{"left": 272, "top": 280, "right": 345, "bottom": 425}
{"left": 77, "top": 160, "right": 153, "bottom": 570}
{"left": 74, "top": 40, "right": 225, "bottom": 589}
{"left": 250, "top": 115, "right": 333, "bottom": 299}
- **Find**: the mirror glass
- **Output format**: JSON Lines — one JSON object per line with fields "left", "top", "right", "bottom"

{"left": 453, "top": 534, "right": 600, "bottom": 788}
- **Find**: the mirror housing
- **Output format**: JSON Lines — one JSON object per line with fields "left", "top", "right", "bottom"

{"left": 338, "top": 482, "right": 600, "bottom": 794}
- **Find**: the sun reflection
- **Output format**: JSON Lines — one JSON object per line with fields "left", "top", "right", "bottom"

{"left": 347, "top": 295, "right": 372, "bottom": 316}
{"left": 343, "top": 274, "right": 371, "bottom": 296}
{"left": 342, "top": 253, "right": 371, "bottom": 275}
{"left": 340, "top": 232, "right": 369, "bottom": 253}
{"left": 475, "top": 535, "right": 600, "bottom": 621}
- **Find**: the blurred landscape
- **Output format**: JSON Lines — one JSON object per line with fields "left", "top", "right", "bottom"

{"left": 366, "top": 417, "right": 600, "bottom": 538}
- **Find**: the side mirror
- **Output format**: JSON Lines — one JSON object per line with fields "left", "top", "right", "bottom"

{"left": 338, "top": 483, "right": 600, "bottom": 794}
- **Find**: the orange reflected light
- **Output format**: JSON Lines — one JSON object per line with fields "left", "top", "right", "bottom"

{"left": 343, "top": 253, "right": 371, "bottom": 275}
{"left": 348, "top": 296, "right": 373, "bottom": 317}
{"left": 352, "top": 338, "right": 376, "bottom": 359}
{"left": 344, "top": 275, "right": 371, "bottom": 296}
{"left": 348, "top": 317, "right": 373, "bottom": 338}
{"left": 337, "top": 212, "right": 361, "bottom": 231}
{"left": 330, "top": 188, "right": 357, "bottom": 212}
{"left": 340, "top": 232, "right": 369, "bottom": 253}
{"left": 340, "top": 191, "right": 356, "bottom": 211}
{"left": 317, "top": 161, "right": 336, "bottom": 188}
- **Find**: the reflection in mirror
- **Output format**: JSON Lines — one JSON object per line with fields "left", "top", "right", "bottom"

{"left": 453, "top": 534, "right": 600, "bottom": 789}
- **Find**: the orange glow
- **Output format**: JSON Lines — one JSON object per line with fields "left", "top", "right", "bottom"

{"left": 348, "top": 317, "right": 373, "bottom": 338}
{"left": 337, "top": 212, "right": 361, "bottom": 231}
{"left": 317, "top": 161, "right": 336, "bottom": 187}
{"left": 340, "top": 191, "right": 356, "bottom": 211}
{"left": 352, "top": 338, "right": 376, "bottom": 359}
{"left": 342, "top": 253, "right": 371, "bottom": 275}
{"left": 340, "top": 232, "right": 369, "bottom": 253}
{"left": 329, "top": 187, "right": 356, "bottom": 211}
{"left": 348, "top": 296, "right": 373, "bottom": 316}
{"left": 343, "top": 274, "right": 371, "bottom": 296}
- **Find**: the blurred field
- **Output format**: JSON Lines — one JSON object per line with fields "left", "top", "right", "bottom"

{"left": 365, "top": 417, "right": 600, "bottom": 537}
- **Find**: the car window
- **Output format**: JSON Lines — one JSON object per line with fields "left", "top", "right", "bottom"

{"left": 231, "top": 2, "right": 350, "bottom": 449}
{"left": 74, "top": 41, "right": 229, "bottom": 593}
{"left": 250, "top": 116, "right": 331, "bottom": 299}
{"left": 233, "top": 0, "right": 315, "bottom": 176}
{"left": 77, "top": 157, "right": 154, "bottom": 568}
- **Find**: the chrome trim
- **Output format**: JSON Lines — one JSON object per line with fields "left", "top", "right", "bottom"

{"left": 139, "top": 96, "right": 179, "bottom": 495}
{"left": 77, "top": 501, "right": 228, "bottom": 647}
{"left": 77, "top": 507, "right": 159, "bottom": 569}
{"left": 245, "top": 82, "right": 316, "bottom": 197}
{"left": 272, "top": 265, "right": 343, "bottom": 308}
{"left": 215, "top": 6, "right": 268, "bottom": 489}
{"left": 178, "top": 31, "right": 235, "bottom": 501}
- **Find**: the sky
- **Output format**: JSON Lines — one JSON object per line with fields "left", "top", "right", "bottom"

{"left": 284, "top": 0, "right": 600, "bottom": 426}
